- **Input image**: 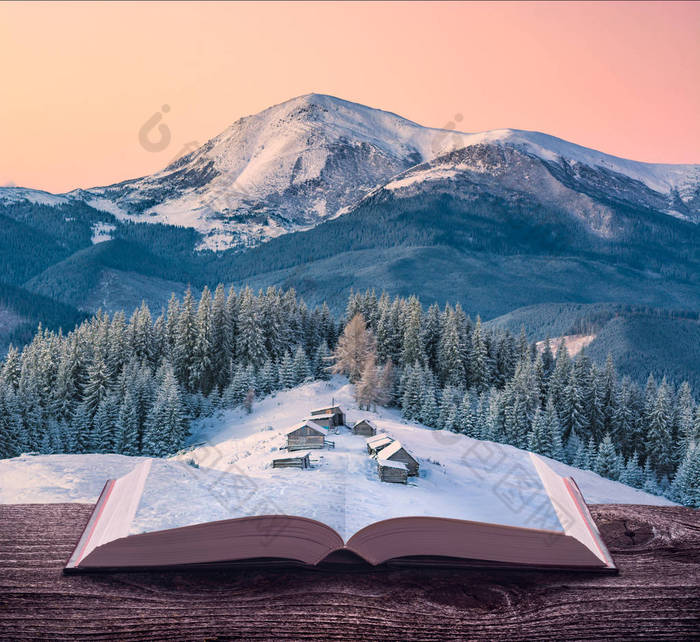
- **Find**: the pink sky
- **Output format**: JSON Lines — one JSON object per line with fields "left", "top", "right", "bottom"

{"left": 1, "top": 1, "right": 698, "bottom": 193}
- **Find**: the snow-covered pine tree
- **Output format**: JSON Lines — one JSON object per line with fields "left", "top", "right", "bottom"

{"left": 561, "top": 368, "right": 586, "bottom": 443}
{"left": 174, "top": 287, "right": 198, "bottom": 392}
{"left": 594, "top": 433, "right": 620, "bottom": 480}
{"left": 456, "top": 390, "right": 475, "bottom": 436}
{"left": 438, "top": 306, "right": 465, "bottom": 388}
{"left": 236, "top": 288, "right": 268, "bottom": 369}
{"left": 547, "top": 342, "right": 571, "bottom": 414}
{"left": 619, "top": 451, "right": 643, "bottom": 488}
{"left": 437, "top": 386, "right": 458, "bottom": 431}
{"left": 117, "top": 389, "right": 140, "bottom": 455}
{"left": 279, "top": 352, "right": 296, "bottom": 390}
{"left": 92, "top": 395, "right": 119, "bottom": 453}
{"left": 0, "top": 345, "right": 21, "bottom": 389}
{"left": 642, "top": 457, "right": 660, "bottom": 495}
{"left": 130, "top": 302, "right": 154, "bottom": 365}
{"left": 540, "top": 337, "right": 555, "bottom": 381}
{"left": 527, "top": 407, "right": 549, "bottom": 456}
{"left": 545, "top": 397, "right": 565, "bottom": 461}
{"left": 313, "top": 341, "right": 331, "bottom": 381}
{"left": 192, "top": 286, "right": 214, "bottom": 394}
{"left": 142, "top": 364, "right": 186, "bottom": 457}
{"left": 292, "top": 345, "right": 311, "bottom": 385}
{"left": 646, "top": 379, "right": 675, "bottom": 478}
{"left": 82, "top": 353, "right": 110, "bottom": 419}
{"left": 401, "top": 296, "right": 424, "bottom": 366}
{"left": 420, "top": 383, "right": 439, "bottom": 427}
{"left": 674, "top": 382, "right": 696, "bottom": 460}
{"left": 421, "top": 303, "right": 442, "bottom": 373}
{"left": 469, "top": 317, "right": 489, "bottom": 392}
{"left": 670, "top": 446, "right": 700, "bottom": 507}
{"left": 210, "top": 283, "right": 232, "bottom": 390}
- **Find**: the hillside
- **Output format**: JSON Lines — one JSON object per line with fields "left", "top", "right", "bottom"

{"left": 488, "top": 303, "right": 700, "bottom": 388}
{"left": 0, "top": 378, "right": 674, "bottom": 521}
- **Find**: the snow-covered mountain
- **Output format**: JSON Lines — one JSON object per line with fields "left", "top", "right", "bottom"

{"left": 0, "top": 379, "right": 674, "bottom": 531}
{"left": 1, "top": 94, "right": 698, "bottom": 250}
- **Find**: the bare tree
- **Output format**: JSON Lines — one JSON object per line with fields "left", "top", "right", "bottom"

{"left": 355, "top": 354, "right": 379, "bottom": 410}
{"left": 243, "top": 388, "right": 255, "bottom": 414}
{"left": 331, "top": 314, "right": 376, "bottom": 382}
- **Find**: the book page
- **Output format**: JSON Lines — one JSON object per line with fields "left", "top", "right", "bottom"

{"left": 121, "top": 434, "right": 562, "bottom": 543}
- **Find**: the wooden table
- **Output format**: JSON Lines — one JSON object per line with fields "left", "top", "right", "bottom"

{"left": 1, "top": 504, "right": 698, "bottom": 640}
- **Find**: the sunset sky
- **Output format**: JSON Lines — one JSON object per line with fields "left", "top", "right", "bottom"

{"left": 1, "top": 1, "right": 698, "bottom": 193}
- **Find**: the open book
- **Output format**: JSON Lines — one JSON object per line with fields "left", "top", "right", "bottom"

{"left": 65, "top": 453, "right": 616, "bottom": 573}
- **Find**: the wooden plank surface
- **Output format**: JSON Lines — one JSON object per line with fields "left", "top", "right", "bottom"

{"left": 0, "top": 503, "right": 698, "bottom": 640}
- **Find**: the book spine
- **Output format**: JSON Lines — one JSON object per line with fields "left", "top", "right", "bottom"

{"left": 63, "top": 479, "right": 116, "bottom": 572}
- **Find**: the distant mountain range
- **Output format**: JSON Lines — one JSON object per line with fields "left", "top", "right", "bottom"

{"left": 1, "top": 94, "right": 698, "bottom": 384}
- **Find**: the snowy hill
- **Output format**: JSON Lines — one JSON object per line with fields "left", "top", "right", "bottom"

{"left": 0, "top": 379, "right": 674, "bottom": 540}
{"left": 1, "top": 94, "right": 698, "bottom": 251}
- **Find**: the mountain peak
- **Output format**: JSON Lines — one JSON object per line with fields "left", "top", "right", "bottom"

{"left": 2, "top": 95, "right": 698, "bottom": 251}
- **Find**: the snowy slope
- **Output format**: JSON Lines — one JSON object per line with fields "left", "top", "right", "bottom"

{"left": 0, "top": 378, "right": 674, "bottom": 542}
{"left": 2, "top": 94, "right": 697, "bottom": 250}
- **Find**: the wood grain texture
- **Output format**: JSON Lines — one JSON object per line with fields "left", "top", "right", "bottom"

{"left": 0, "top": 504, "right": 698, "bottom": 640}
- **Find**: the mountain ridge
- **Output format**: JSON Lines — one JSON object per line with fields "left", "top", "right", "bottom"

{"left": 2, "top": 93, "right": 698, "bottom": 251}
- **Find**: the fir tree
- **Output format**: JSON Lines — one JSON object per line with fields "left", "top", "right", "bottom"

{"left": 401, "top": 297, "right": 424, "bottom": 366}
{"left": 619, "top": 451, "right": 643, "bottom": 488}
{"left": 670, "top": 446, "right": 700, "bottom": 507}
{"left": 438, "top": 307, "right": 466, "bottom": 388}
{"left": 527, "top": 408, "right": 549, "bottom": 456}
{"left": 292, "top": 345, "right": 311, "bottom": 385}
{"left": 420, "top": 384, "right": 439, "bottom": 427}
{"left": 279, "top": 352, "right": 296, "bottom": 389}
{"left": 142, "top": 364, "right": 186, "bottom": 457}
{"left": 646, "top": 379, "right": 675, "bottom": 477}
{"left": 594, "top": 433, "right": 620, "bottom": 480}
{"left": 545, "top": 397, "right": 565, "bottom": 461}
{"left": 313, "top": 341, "right": 331, "bottom": 381}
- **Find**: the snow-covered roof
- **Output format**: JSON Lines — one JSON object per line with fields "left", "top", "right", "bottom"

{"left": 274, "top": 451, "right": 311, "bottom": 460}
{"left": 354, "top": 419, "right": 376, "bottom": 428}
{"left": 377, "top": 440, "right": 413, "bottom": 461}
{"left": 310, "top": 406, "right": 343, "bottom": 414}
{"left": 366, "top": 432, "right": 392, "bottom": 445}
{"left": 378, "top": 459, "right": 408, "bottom": 470}
{"left": 308, "top": 412, "right": 336, "bottom": 420}
{"left": 284, "top": 420, "right": 328, "bottom": 436}
{"left": 369, "top": 439, "right": 394, "bottom": 453}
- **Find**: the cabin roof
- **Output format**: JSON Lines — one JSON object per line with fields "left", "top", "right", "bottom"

{"left": 310, "top": 405, "right": 343, "bottom": 414}
{"left": 354, "top": 419, "right": 376, "bottom": 428}
{"left": 284, "top": 420, "right": 328, "bottom": 436}
{"left": 366, "top": 432, "right": 392, "bottom": 445}
{"left": 308, "top": 412, "right": 336, "bottom": 420}
{"left": 378, "top": 459, "right": 408, "bottom": 470}
{"left": 274, "top": 451, "right": 311, "bottom": 461}
{"left": 378, "top": 440, "right": 415, "bottom": 462}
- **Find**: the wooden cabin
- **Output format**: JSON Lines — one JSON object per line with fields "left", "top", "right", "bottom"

{"left": 272, "top": 451, "right": 311, "bottom": 469}
{"left": 285, "top": 420, "right": 328, "bottom": 451}
{"left": 366, "top": 433, "right": 394, "bottom": 456}
{"left": 309, "top": 405, "right": 345, "bottom": 428}
{"left": 377, "top": 459, "right": 408, "bottom": 484}
{"left": 352, "top": 419, "right": 377, "bottom": 437}
{"left": 377, "top": 440, "right": 419, "bottom": 476}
